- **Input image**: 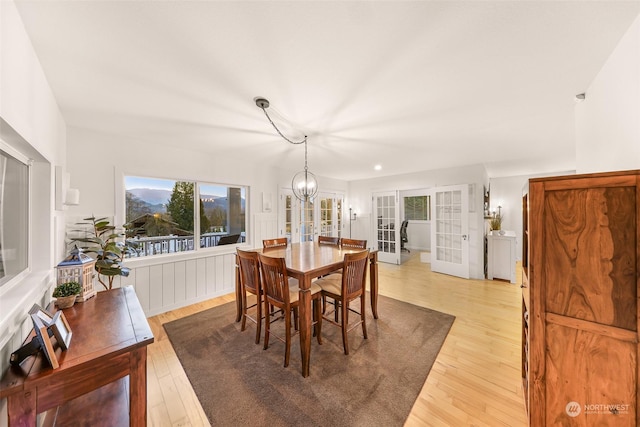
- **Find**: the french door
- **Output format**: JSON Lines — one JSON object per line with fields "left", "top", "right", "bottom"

{"left": 318, "top": 194, "right": 343, "bottom": 238}
{"left": 278, "top": 190, "right": 343, "bottom": 243}
{"left": 373, "top": 191, "right": 400, "bottom": 264}
{"left": 430, "top": 184, "right": 469, "bottom": 279}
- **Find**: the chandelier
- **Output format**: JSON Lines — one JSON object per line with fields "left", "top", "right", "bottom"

{"left": 255, "top": 97, "right": 318, "bottom": 202}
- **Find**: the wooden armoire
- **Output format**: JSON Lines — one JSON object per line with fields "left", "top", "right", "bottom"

{"left": 522, "top": 170, "right": 639, "bottom": 426}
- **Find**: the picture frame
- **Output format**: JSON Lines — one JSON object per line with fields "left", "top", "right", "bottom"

{"left": 50, "top": 310, "right": 73, "bottom": 350}
{"left": 30, "top": 313, "right": 59, "bottom": 369}
{"left": 29, "top": 303, "right": 73, "bottom": 351}
{"left": 29, "top": 303, "right": 54, "bottom": 325}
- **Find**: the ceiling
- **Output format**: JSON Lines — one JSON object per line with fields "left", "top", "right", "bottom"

{"left": 14, "top": 1, "right": 640, "bottom": 181}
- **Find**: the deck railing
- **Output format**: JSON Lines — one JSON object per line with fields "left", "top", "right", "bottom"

{"left": 126, "top": 232, "right": 245, "bottom": 258}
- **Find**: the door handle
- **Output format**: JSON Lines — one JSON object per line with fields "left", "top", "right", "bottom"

{"left": 462, "top": 234, "right": 468, "bottom": 240}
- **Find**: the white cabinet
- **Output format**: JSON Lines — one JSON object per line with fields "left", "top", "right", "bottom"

{"left": 487, "top": 230, "right": 516, "bottom": 283}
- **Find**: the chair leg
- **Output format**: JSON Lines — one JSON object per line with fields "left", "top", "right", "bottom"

{"left": 263, "top": 301, "right": 271, "bottom": 351}
{"left": 360, "top": 295, "right": 368, "bottom": 340}
{"left": 240, "top": 291, "right": 248, "bottom": 331}
{"left": 284, "top": 309, "right": 291, "bottom": 367}
{"left": 342, "top": 299, "right": 350, "bottom": 355}
{"left": 293, "top": 307, "right": 299, "bottom": 331}
{"left": 313, "top": 298, "right": 322, "bottom": 345}
{"left": 254, "top": 294, "right": 262, "bottom": 344}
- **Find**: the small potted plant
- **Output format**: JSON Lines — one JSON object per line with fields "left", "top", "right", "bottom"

{"left": 490, "top": 206, "right": 504, "bottom": 234}
{"left": 53, "top": 281, "right": 82, "bottom": 309}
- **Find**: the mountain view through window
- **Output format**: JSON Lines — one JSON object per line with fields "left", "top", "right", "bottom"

{"left": 125, "top": 176, "right": 247, "bottom": 257}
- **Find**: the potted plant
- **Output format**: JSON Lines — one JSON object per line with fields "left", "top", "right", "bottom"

{"left": 72, "top": 216, "right": 136, "bottom": 290}
{"left": 489, "top": 215, "right": 502, "bottom": 232}
{"left": 489, "top": 206, "right": 504, "bottom": 234}
{"left": 53, "top": 281, "right": 82, "bottom": 308}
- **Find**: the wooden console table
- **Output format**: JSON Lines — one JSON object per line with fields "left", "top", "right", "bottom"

{"left": 0, "top": 286, "right": 154, "bottom": 426}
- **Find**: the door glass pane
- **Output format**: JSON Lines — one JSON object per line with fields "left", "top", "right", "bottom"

{"left": 284, "top": 195, "right": 292, "bottom": 241}
{"left": 337, "top": 198, "right": 342, "bottom": 238}
{"left": 320, "top": 197, "right": 333, "bottom": 236}
{"left": 434, "top": 189, "right": 463, "bottom": 265}
{"left": 376, "top": 195, "right": 396, "bottom": 253}
{"left": 299, "top": 199, "right": 314, "bottom": 242}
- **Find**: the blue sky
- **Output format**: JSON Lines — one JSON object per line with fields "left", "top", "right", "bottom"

{"left": 125, "top": 176, "right": 231, "bottom": 198}
{"left": 125, "top": 176, "right": 174, "bottom": 191}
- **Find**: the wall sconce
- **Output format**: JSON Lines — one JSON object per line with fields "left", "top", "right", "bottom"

{"left": 349, "top": 206, "right": 357, "bottom": 238}
{"left": 55, "top": 166, "right": 80, "bottom": 209}
{"left": 64, "top": 188, "right": 80, "bottom": 206}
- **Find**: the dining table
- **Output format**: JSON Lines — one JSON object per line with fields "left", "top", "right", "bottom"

{"left": 234, "top": 241, "right": 379, "bottom": 377}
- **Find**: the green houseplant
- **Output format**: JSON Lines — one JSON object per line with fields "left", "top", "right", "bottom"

{"left": 72, "top": 216, "right": 134, "bottom": 291}
{"left": 53, "top": 281, "right": 82, "bottom": 308}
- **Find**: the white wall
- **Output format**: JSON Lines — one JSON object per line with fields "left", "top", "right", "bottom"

{"left": 488, "top": 170, "right": 574, "bottom": 262}
{"left": 66, "top": 127, "right": 281, "bottom": 227}
{"left": 576, "top": 14, "right": 640, "bottom": 173}
{"left": 0, "top": 2, "right": 66, "bottom": 424}
{"left": 349, "top": 163, "right": 487, "bottom": 279}
{"left": 65, "top": 127, "right": 349, "bottom": 316}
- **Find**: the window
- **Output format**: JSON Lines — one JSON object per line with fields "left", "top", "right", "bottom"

{"left": 404, "top": 195, "right": 431, "bottom": 221}
{"left": 0, "top": 146, "right": 29, "bottom": 288}
{"left": 124, "top": 176, "right": 247, "bottom": 257}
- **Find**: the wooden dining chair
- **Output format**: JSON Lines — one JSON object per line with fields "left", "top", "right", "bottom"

{"left": 318, "top": 235, "right": 340, "bottom": 246}
{"left": 236, "top": 249, "right": 264, "bottom": 344}
{"left": 262, "top": 237, "right": 288, "bottom": 249}
{"left": 315, "top": 250, "right": 370, "bottom": 355}
{"left": 258, "top": 253, "right": 323, "bottom": 367}
{"left": 340, "top": 238, "right": 367, "bottom": 249}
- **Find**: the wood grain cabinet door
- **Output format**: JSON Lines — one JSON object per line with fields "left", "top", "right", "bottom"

{"left": 528, "top": 172, "right": 640, "bottom": 427}
{"left": 544, "top": 185, "right": 636, "bottom": 330}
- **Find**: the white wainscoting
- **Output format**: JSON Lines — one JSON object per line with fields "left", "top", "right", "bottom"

{"left": 253, "top": 212, "right": 278, "bottom": 244}
{"left": 113, "top": 251, "right": 237, "bottom": 317}
{"left": 71, "top": 213, "right": 279, "bottom": 318}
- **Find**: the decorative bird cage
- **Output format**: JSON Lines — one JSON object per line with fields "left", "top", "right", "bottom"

{"left": 56, "top": 246, "right": 97, "bottom": 302}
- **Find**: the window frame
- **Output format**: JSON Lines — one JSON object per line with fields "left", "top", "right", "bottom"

{"left": 0, "top": 139, "right": 31, "bottom": 297}
{"left": 117, "top": 172, "right": 250, "bottom": 261}
{"left": 403, "top": 194, "right": 431, "bottom": 221}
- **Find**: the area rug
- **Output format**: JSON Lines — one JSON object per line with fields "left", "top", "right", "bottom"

{"left": 163, "top": 295, "right": 455, "bottom": 427}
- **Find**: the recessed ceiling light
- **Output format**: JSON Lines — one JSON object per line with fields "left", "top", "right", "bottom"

{"left": 575, "top": 93, "right": 586, "bottom": 102}
{"left": 374, "top": 165, "right": 382, "bottom": 171}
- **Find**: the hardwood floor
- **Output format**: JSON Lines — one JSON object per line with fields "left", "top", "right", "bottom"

{"left": 146, "top": 253, "right": 528, "bottom": 426}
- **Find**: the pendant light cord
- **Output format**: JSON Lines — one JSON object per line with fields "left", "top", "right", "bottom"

{"left": 255, "top": 97, "right": 317, "bottom": 201}
{"left": 258, "top": 104, "right": 307, "bottom": 145}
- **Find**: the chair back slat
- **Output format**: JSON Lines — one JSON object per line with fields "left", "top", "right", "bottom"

{"left": 258, "top": 254, "right": 290, "bottom": 307}
{"left": 237, "top": 249, "right": 261, "bottom": 294}
{"left": 318, "top": 236, "right": 340, "bottom": 246}
{"left": 263, "top": 238, "right": 288, "bottom": 249}
{"left": 341, "top": 238, "right": 367, "bottom": 249}
{"left": 342, "top": 250, "right": 370, "bottom": 298}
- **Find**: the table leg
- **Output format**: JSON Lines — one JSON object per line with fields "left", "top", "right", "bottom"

{"left": 369, "top": 252, "right": 379, "bottom": 319}
{"left": 234, "top": 255, "right": 242, "bottom": 322}
{"left": 298, "top": 277, "right": 312, "bottom": 378}
{"left": 130, "top": 347, "right": 147, "bottom": 427}
{"left": 7, "top": 389, "right": 36, "bottom": 426}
